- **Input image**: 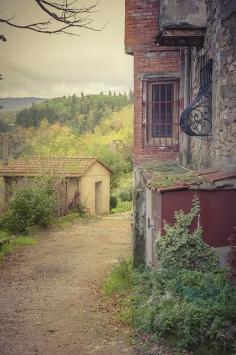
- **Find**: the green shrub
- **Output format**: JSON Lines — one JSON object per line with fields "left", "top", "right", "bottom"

{"left": 114, "top": 174, "right": 133, "bottom": 202}
{"left": 0, "top": 210, "right": 26, "bottom": 235}
{"left": 110, "top": 195, "right": 118, "bottom": 209}
{"left": 133, "top": 267, "right": 236, "bottom": 352}
{"left": 131, "top": 198, "right": 236, "bottom": 352}
{"left": 156, "top": 196, "right": 219, "bottom": 272}
{"left": 118, "top": 184, "right": 133, "bottom": 202}
{"left": 0, "top": 187, "right": 56, "bottom": 234}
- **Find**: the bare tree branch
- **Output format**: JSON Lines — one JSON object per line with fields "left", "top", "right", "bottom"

{"left": 0, "top": 0, "right": 102, "bottom": 37}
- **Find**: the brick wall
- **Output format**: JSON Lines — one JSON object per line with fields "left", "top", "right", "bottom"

{"left": 125, "top": 0, "right": 181, "bottom": 166}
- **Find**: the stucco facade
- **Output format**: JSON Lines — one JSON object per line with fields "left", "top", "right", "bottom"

{"left": 80, "top": 162, "right": 111, "bottom": 215}
{"left": 0, "top": 157, "right": 112, "bottom": 217}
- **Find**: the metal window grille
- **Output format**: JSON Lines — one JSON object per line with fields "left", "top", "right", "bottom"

{"left": 143, "top": 79, "right": 179, "bottom": 148}
{"left": 200, "top": 55, "right": 212, "bottom": 91}
{"left": 151, "top": 83, "right": 173, "bottom": 138}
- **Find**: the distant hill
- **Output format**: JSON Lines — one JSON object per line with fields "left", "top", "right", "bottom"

{"left": 15, "top": 94, "right": 133, "bottom": 133}
{"left": 0, "top": 97, "right": 47, "bottom": 111}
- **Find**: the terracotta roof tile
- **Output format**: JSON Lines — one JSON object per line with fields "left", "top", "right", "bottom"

{"left": 0, "top": 157, "right": 101, "bottom": 177}
{"left": 197, "top": 171, "right": 236, "bottom": 183}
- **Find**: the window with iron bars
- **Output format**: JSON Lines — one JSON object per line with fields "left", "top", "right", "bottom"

{"left": 142, "top": 79, "right": 179, "bottom": 148}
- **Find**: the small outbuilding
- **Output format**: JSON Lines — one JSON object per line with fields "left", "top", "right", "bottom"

{"left": 0, "top": 156, "right": 112, "bottom": 216}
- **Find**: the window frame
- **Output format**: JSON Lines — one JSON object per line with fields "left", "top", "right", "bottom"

{"left": 142, "top": 77, "right": 180, "bottom": 148}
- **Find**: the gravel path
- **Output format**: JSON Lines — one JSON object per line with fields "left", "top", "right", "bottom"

{"left": 0, "top": 217, "right": 134, "bottom": 355}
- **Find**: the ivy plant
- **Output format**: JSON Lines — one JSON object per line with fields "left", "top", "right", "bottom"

{"left": 156, "top": 196, "right": 219, "bottom": 272}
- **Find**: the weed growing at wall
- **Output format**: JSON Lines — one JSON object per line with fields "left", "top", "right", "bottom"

{"left": 103, "top": 259, "right": 133, "bottom": 296}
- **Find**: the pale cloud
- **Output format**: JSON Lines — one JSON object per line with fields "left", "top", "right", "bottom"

{"left": 0, "top": 0, "right": 133, "bottom": 98}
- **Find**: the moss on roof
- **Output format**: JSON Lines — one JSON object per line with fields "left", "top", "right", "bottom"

{"left": 145, "top": 163, "right": 205, "bottom": 189}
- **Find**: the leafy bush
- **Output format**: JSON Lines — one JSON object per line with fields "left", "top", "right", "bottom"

{"left": 110, "top": 195, "right": 118, "bottom": 209}
{"left": 156, "top": 196, "right": 219, "bottom": 272}
{"left": 0, "top": 187, "right": 56, "bottom": 234}
{"left": 116, "top": 176, "right": 133, "bottom": 202}
{"left": 133, "top": 267, "right": 236, "bottom": 352}
{"left": 0, "top": 210, "right": 26, "bottom": 235}
{"left": 118, "top": 185, "right": 133, "bottom": 202}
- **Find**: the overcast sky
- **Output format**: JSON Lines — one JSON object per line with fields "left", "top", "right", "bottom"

{"left": 0, "top": 0, "right": 133, "bottom": 98}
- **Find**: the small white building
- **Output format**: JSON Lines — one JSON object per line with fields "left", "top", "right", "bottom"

{"left": 0, "top": 156, "right": 112, "bottom": 216}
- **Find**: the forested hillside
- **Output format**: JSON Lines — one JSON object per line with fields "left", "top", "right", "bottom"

{"left": 16, "top": 93, "right": 133, "bottom": 133}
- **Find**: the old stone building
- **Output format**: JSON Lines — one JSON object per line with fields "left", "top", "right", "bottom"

{"left": 125, "top": 0, "right": 236, "bottom": 266}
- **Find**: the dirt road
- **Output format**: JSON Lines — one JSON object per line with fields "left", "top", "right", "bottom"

{"left": 0, "top": 216, "right": 134, "bottom": 355}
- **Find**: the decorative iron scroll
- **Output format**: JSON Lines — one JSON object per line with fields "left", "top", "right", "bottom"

{"left": 180, "top": 57, "right": 213, "bottom": 137}
{"left": 180, "top": 87, "right": 212, "bottom": 136}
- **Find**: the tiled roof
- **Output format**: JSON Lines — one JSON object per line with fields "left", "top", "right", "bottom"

{"left": 144, "top": 163, "right": 236, "bottom": 192}
{"left": 197, "top": 170, "right": 236, "bottom": 183}
{"left": 0, "top": 157, "right": 111, "bottom": 177}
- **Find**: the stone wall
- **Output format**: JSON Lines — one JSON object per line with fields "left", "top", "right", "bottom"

{"left": 190, "top": 0, "right": 236, "bottom": 169}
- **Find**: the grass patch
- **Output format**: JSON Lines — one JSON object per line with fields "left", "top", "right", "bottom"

{"left": 13, "top": 236, "right": 37, "bottom": 247}
{"left": 49, "top": 212, "right": 97, "bottom": 229}
{"left": 0, "top": 242, "right": 14, "bottom": 261}
{"left": 111, "top": 200, "right": 132, "bottom": 214}
{"left": 103, "top": 259, "right": 134, "bottom": 326}
{"left": 103, "top": 259, "right": 133, "bottom": 296}
{"left": 0, "top": 233, "right": 37, "bottom": 261}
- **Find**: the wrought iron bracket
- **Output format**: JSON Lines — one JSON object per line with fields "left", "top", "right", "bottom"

{"left": 180, "top": 87, "right": 212, "bottom": 136}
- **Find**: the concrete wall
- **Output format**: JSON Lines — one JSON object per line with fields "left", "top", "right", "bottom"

{"left": 190, "top": 0, "right": 236, "bottom": 169}
{"left": 160, "top": 0, "right": 206, "bottom": 29}
{"left": 80, "top": 162, "right": 110, "bottom": 215}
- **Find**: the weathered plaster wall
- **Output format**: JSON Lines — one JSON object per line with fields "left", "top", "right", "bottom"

{"left": 133, "top": 167, "right": 146, "bottom": 266}
{"left": 80, "top": 163, "right": 110, "bottom": 215}
{"left": 190, "top": 0, "right": 236, "bottom": 169}
{"left": 4, "top": 177, "right": 80, "bottom": 216}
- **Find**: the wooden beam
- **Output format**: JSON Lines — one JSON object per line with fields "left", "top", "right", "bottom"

{"left": 156, "top": 28, "right": 205, "bottom": 48}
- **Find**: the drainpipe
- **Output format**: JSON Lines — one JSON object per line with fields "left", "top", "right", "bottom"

{"left": 183, "top": 47, "right": 191, "bottom": 167}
